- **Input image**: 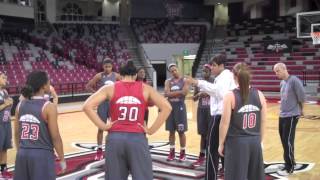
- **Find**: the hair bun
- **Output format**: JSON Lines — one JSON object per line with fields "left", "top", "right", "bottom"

{"left": 21, "top": 85, "right": 34, "bottom": 99}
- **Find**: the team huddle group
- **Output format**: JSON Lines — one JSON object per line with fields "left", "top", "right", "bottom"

{"left": 0, "top": 55, "right": 305, "bottom": 180}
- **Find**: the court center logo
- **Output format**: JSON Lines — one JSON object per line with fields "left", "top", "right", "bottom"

{"left": 50, "top": 142, "right": 314, "bottom": 180}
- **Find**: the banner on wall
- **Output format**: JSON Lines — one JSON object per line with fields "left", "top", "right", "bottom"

{"left": 164, "top": 0, "right": 183, "bottom": 18}
{"left": 264, "top": 40, "right": 292, "bottom": 53}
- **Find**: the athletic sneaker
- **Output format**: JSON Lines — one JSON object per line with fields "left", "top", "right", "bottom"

{"left": 278, "top": 164, "right": 301, "bottom": 171}
{"left": 277, "top": 170, "right": 291, "bottom": 176}
{"left": 1, "top": 169, "right": 13, "bottom": 178}
{"left": 294, "top": 164, "right": 303, "bottom": 170}
{"left": 192, "top": 155, "right": 205, "bottom": 167}
{"left": 94, "top": 148, "right": 104, "bottom": 160}
{"left": 277, "top": 164, "right": 285, "bottom": 170}
{"left": 167, "top": 149, "right": 175, "bottom": 161}
{"left": 178, "top": 150, "right": 186, "bottom": 162}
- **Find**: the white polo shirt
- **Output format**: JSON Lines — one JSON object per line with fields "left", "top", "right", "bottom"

{"left": 197, "top": 69, "right": 236, "bottom": 116}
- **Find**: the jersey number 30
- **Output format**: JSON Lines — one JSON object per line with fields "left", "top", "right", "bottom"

{"left": 21, "top": 123, "right": 39, "bottom": 140}
{"left": 243, "top": 113, "right": 256, "bottom": 129}
{"left": 118, "top": 107, "right": 139, "bottom": 121}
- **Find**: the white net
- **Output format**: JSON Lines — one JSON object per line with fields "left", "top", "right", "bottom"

{"left": 311, "top": 32, "right": 320, "bottom": 45}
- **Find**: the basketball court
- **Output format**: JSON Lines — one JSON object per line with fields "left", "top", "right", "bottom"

{"left": 0, "top": 4, "right": 320, "bottom": 180}
{"left": 5, "top": 98, "right": 320, "bottom": 180}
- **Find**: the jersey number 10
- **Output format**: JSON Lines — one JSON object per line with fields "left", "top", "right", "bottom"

{"left": 243, "top": 113, "right": 256, "bottom": 129}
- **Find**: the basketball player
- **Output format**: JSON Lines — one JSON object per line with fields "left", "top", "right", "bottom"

{"left": 0, "top": 72, "right": 13, "bottom": 178}
{"left": 136, "top": 67, "right": 151, "bottom": 125}
{"left": 86, "top": 58, "right": 121, "bottom": 160}
{"left": 136, "top": 67, "right": 147, "bottom": 83}
{"left": 273, "top": 63, "right": 305, "bottom": 176}
{"left": 13, "top": 71, "right": 66, "bottom": 180}
{"left": 19, "top": 85, "right": 58, "bottom": 105}
{"left": 165, "top": 63, "right": 189, "bottom": 162}
{"left": 218, "top": 63, "right": 266, "bottom": 180}
{"left": 83, "top": 61, "right": 172, "bottom": 180}
{"left": 187, "top": 54, "right": 236, "bottom": 180}
{"left": 192, "top": 64, "right": 213, "bottom": 167}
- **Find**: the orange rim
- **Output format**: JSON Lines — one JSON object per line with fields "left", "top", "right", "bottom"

{"left": 311, "top": 32, "right": 320, "bottom": 36}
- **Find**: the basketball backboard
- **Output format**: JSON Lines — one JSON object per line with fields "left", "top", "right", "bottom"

{"left": 296, "top": 11, "right": 320, "bottom": 38}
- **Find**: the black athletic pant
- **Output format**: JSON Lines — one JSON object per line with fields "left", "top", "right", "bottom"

{"left": 224, "top": 136, "right": 265, "bottom": 180}
{"left": 206, "top": 115, "right": 224, "bottom": 180}
{"left": 279, "top": 116, "right": 299, "bottom": 173}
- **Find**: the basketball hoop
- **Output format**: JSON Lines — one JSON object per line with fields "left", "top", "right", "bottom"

{"left": 311, "top": 32, "right": 320, "bottom": 45}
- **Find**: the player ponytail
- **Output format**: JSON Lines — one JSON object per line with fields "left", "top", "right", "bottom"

{"left": 21, "top": 71, "right": 49, "bottom": 99}
{"left": 21, "top": 85, "right": 34, "bottom": 100}
{"left": 233, "top": 63, "right": 251, "bottom": 104}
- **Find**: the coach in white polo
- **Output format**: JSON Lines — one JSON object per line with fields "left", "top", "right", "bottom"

{"left": 187, "top": 54, "right": 236, "bottom": 180}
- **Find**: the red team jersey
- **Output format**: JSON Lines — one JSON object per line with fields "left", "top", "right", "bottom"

{"left": 109, "top": 81, "right": 146, "bottom": 133}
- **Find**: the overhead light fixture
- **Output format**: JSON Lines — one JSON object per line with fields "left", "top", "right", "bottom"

{"left": 217, "top": 2, "right": 221, "bottom": 5}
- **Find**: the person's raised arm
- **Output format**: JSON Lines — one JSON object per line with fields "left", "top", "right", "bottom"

{"left": 180, "top": 78, "right": 190, "bottom": 96}
{"left": 50, "top": 85, "right": 59, "bottom": 105}
{"left": 193, "top": 86, "right": 200, "bottom": 101}
{"left": 186, "top": 76, "right": 218, "bottom": 97}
